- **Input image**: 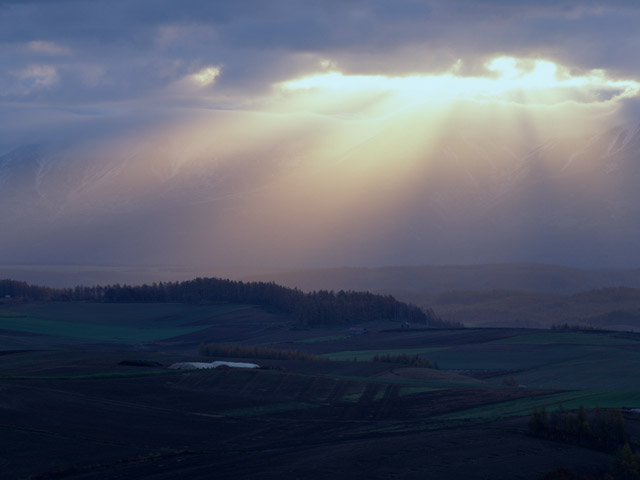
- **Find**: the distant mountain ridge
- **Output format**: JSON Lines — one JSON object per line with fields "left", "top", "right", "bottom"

{"left": 243, "top": 265, "right": 640, "bottom": 331}
{"left": 245, "top": 264, "right": 640, "bottom": 295}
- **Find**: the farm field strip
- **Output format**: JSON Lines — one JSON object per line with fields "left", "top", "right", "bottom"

{"left": 432, "top": 391, "right": 590, "bottom": 422}
{"left": 221, "top": 402, "right": 320, "bottom": 417}
{"left": 322, "top": 347, "right": 446, "bottom": 361}
{"left": 0, "top": 335, "right": 47, "bottom": 350}
{"left": 0, "top": 380, "right": 217, "bottom": 419}
{"left": 492, "top": 331, "right": 638, "bottom": 346}
{"left": 0, "top": 370, "right": 185, "bottom": 381}
{"left": 514, "top": 349, "right": 640, "bottom": 389}
{"left": 0, "top": 425, "right": 169, "bottom": 479}
{"left": 427, "top": 345, "right": 600, "bottom": 371}
{"left": 316, "top": 373, "right": 484, "bottom": 389}
{"left": 342, "top": 384, "right": 367, "bottom": 403}
{"left": 398, "top": 386, "right": 444, "bottom": 397}
{"left": 0, "top": 315, "right": 207, "bottom": 343}
{"left": 0, "top": 302, "right": 254, "bottom": 329}
{"left": 431, "top": 388, "right": 640, "bottom": 423}
{"left": 312, "top": 335, "right": 638, "bottom": 390}
{"left": 295, "top": 335, "right": 351, "bottom": 343}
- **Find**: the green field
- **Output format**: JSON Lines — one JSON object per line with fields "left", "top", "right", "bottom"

{"left": 492, "top": 331, "right": 633, "bottom": 346}
{"left": 3, "top": 303, "right": 640, "bottom": 423}
{"left": 512, "top": 348, "right": 640, "bottom": 390}
{"left": 0, "top": 302, "right": 251, "bottom": 348}
{"left": 322, "top": 347, "right": 445, "bottom": 361}
{"left": 0, "top": 302, "right": 249, "bottom": 327}
{"left": 308, "top": 328, "right": 640, "bottom": 421}
{"left": 435, "top": 388, "right": 640, "bottom": 423}
{"left": 8, "top": 286, "right": 640, "bottom": 480}
{"left": 426, "top": 345, "right": 585, "bottom": 371}
{"left": 0, "top": 315, "right": 205, "bottom": 343}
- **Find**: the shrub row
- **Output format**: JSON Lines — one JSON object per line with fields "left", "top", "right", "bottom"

{"left": 529, "top": 405, "right": 628, "bottom": 453}
{"left": 199, "top": 343, "right": 320, "bottom": 361}
{"left": 372, "top": 353, "right": 438, "bottom": 369}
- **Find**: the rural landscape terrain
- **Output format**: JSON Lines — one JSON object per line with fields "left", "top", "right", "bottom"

{"left": 3, "top": 275, "right": 640, "bottom": 479}
{"left": 5, "top": 2, "right": 640, "bottom": 479}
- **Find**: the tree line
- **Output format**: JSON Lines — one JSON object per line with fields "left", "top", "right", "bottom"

{"left": 199, "top": 343, "right": 320, "bottom": 361}
{"left": 529, "top": 405, "right": 640, "bottom": 480}
{"left": 540, "top": 444, "right": 640, "bottom": 480}
{"left": 0, "top": 277, "right": 453, "bottom": 327}
{"left": 529, "top": 405, "right": 629, "bottom": 453}
{"left": 373, "top": 353, "right": 438, "bottom": 369}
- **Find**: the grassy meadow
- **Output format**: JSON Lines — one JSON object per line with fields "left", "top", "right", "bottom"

{"left": 0, "top": 302, "right": 253, "bottom": 348}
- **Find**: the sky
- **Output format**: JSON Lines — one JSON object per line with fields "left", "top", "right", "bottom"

{"left": 3, "top": 1, "right": 640, "bottom": 271}
{"left": 3, "top": 1, "right": 640, "bottom": 118}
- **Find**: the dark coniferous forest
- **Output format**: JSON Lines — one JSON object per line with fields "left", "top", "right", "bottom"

{"left": 0, "top": 278, "right": 451, "bottom": 327}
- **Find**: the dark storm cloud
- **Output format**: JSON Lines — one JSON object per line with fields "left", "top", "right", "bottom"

{"left": 1, "top": 0, "right": 639, "bottom": 108}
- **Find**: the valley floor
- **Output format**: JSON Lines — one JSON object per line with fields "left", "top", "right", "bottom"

{"left": 2, "top": 303, "right": 640, "bottom": 479}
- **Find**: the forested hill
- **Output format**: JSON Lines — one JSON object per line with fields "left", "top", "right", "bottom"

{"left": 0, "top": 277, "right": 452, "bottom": 327}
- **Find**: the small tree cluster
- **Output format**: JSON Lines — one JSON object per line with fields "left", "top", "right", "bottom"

{"left": 502, "top": 376, "right": 518, "bottom": 386}
{"left": 199, "top": 343, "right": 320, "bottom": 361}
{"left": 610, "top": 443, "right": 640, "bottom": 480}
{"left": 0, "top": 279, "right": 54, "bottom": 301}
{"left": 372, "top": 353, "right": 438, "bottom": 369}
{"left": 538, "top": 444, "right": 640, "bottom": 480}
{"left": 551, "top": 323, "right": 596, "bottom": 331}
{"left": 529, "top": 405, "right": 629, "bottom": 453}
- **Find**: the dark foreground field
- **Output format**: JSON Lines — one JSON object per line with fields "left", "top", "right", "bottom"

{"left": 2, "top": 302, "right": 640, "bottom": 479}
